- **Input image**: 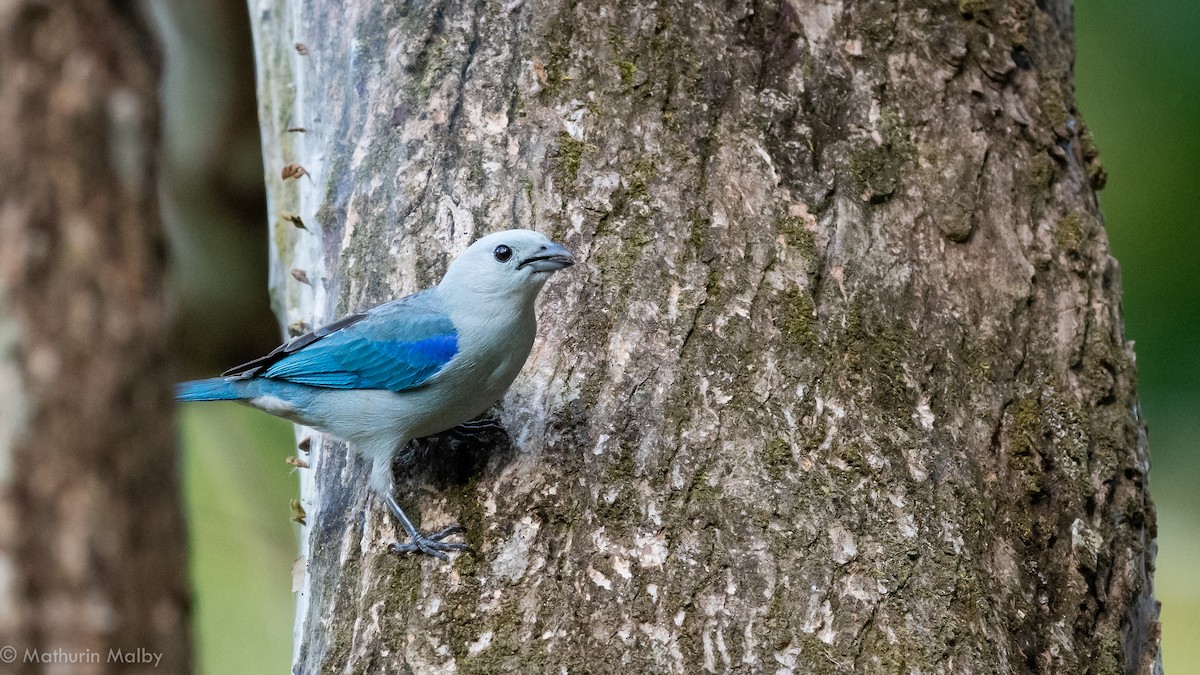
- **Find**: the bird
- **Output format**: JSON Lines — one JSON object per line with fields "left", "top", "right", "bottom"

{"left": 176, "top": 229, "right": 575, "bottom": 559}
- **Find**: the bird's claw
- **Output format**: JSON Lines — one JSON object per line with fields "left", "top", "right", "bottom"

{"left": 388, "top": 524, "right": 474, "bottom": 560}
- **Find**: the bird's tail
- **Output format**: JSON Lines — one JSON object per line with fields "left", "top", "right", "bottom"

{"left": 176, "top": 378, "right": 244, "bottom": 402}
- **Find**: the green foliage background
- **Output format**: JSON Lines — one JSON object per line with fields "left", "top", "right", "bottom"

{"left": 1077, "top": 2, "right": 1200, "bottom": 670}
{"left": 155, "top": 1, "right": 1198, "bottom": 671}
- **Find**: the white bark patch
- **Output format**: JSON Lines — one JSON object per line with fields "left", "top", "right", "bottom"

{"left": 612, "top": 556, "right": 632, "bottom": 580}
{"left": 752, "top": 143, "right": 780, "bottom": 185}
{"left": 646, "top": 500, "right": 662, "bottom": 528}
{"left": 742, "top": 620, "right": 759, "bottom": 666}
{"left": 591, "top": 433, "right": 610, "bottom": 456}
{"left": 634, "top": 531, "right": 670, "bottom": 567}
{"left": 792, "top": 0, "right": 841, "bottom": 49}
{"left": 914, "top": 394, "right": 935, "bottom": 430}
{"left": 888, "top": 492, "right": 918, "bottom": 538}
{"left": 863, "top": 446, "right": 890, "bottom": 471}
{"left": 490, "top": 518, "right": 540, "bottom": 581}
{"left": 591, "top": 527, "right": 613, "bottom": 554}
{"left": 941, "top": 521, "right": 965, "bottom": 555}
{"left": 992, "top": 539, "right": 1020, "bottom": 582}
{"left": 816, "top": 395, "right": 845, "bottom": 453}
{"left": 588, "top": 171, "right": 621, "bottom": 208}
{"left": 716, "top": 626, "right": 730, "bottom": 670}
{"left": 422, "top": 596, "right": 447, "bottom": 622}
{"left": 699, "top": 591, "right": 726, "bottom": 617}
{"left": 466, "top": 630, "right": 493, "bottom": 656}
{"left": 587, "top": 564, "right": 613, "bottom": 591}
{"left": 639, "top": 622, "right": 685, "bottom": 669}
{"left": 479, "top": 589, "right": 502, "bottom": 614}
{"left": 667, "top": 282, "right": 682, "bottom": 322}
{"left": 840, "top": 574, "right": 879, "bottom": 604}
{"left": 801, "top": 596, "right": 834, "bottom": 642}
{"left": 774, "top": 642, "right": 804, "bottom": 672}
{"left": 556, "top": 100, "right": 587, "bottom": 140}
{"left": 404, "top": 642, "right": 455, "bottom": 675}
{"left": 818, "top": 619, "right": 837, "bottom": 645}
{"left": 702, "top": 630, "right": 715, "bottom": 672}
{"left": 604, "top": 329, "right": 637, "bottom": 382}
{"left": 902, "top": 444, "right": 929, "bottom": 483}
{"left": 1071, "top": 519, "right": 1104, "bottom": 572}
{"left": 434, "top": 196, "right": 474, "bottom": 251}
{"left": 352, "top": 598, "right": 384, "bottom": 667}
{"left": 828, "top": 523, "right": 858, "bottom": 564}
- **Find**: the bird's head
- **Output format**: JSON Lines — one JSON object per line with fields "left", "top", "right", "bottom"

{"left": 439, "top": 229, "right": 575, "bottom": 303}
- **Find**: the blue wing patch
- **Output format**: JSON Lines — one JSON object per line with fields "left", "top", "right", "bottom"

{"left": 261, "top": 330, "right": 457, "bottom": 390}
{"left": 225, "top": 291, "right": 458, "bottom": 392}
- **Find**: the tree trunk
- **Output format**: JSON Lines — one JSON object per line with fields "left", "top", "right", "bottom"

{"left": 249, "top": 0, "right": 1160, "bottom": 672}
{"left": 0, "top": 1, "right": 190, "bottom": 671}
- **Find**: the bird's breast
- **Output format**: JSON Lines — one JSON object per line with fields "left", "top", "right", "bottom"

{"left": 412, "top": 308, "right": 537, "bottom": 428}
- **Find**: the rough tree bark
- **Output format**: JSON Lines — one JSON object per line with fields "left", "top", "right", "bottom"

{"left": 0, "top": 1, "right": 190, "bottom": 671}
{"left": 248, "top": 0, "right": 1159, "bottom": 672}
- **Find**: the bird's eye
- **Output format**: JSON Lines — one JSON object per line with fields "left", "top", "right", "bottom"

{"left": 493, "top": 245, "right": 513, "bottom": 262}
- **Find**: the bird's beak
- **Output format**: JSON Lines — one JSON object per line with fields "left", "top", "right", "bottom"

{"left": 518, "top": 242, "right": 575, "bottom": 272}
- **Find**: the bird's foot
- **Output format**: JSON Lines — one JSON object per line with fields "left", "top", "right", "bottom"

{"left": 387, "top": 524, "right": 474, "bottom": 561}
{"left": 383, "top": 493, "right": 474, "bottom": 561}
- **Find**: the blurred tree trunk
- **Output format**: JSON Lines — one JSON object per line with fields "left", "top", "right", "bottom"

{"left": 250, "top": 0, "right": 1160, "bottom": 672}
{"left": 0, "top": 2, "right": 189, "bottom": 671}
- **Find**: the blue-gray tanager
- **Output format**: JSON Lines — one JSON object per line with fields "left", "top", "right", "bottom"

{"left": 177, "top": 229, "right": 574, "bottom": 559}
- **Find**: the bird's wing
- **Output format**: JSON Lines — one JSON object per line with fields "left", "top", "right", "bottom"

{"left": 223, "top": 291, "right": 458, "bottom": 392}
